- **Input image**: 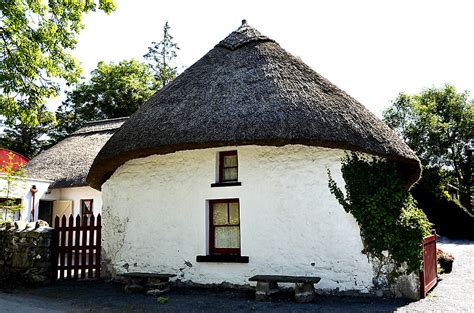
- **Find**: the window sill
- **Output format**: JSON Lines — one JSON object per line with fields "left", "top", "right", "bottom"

{"left": 210, "top": 181, "right": 242, "bottom": 188}
{"left": 196, "top": 255, "right": 249, "bottom": 263}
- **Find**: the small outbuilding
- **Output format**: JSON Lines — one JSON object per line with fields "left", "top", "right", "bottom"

{"left": 87, "top": 21, "right": 421, "bottom": 297}
{"left": 23, "top": 117, "right": 127, "bottom": 224}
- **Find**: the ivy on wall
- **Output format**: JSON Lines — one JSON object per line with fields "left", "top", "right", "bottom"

{"left": 328, "top": 153, "right": 431, "bottom": 275}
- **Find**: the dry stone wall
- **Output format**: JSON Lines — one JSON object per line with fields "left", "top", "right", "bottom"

{"left": 0, "top": 220, "right": 54, "bottom": 285}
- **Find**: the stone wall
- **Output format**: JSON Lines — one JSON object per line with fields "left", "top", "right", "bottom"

{"left": 0, "top": 220, "right": 54, "bottom": 285}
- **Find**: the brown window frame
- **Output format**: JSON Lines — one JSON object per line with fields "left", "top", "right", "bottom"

{"left": 218, "top": 151, "right": 238, "bottom": 183}
{"left": 209, "top": 199, "right": 240, "bottom": 255}
{"left": 81, "top": 199, "right": 94, "bottom": 219}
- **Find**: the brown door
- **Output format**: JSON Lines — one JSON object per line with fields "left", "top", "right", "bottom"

{"left": 38, "top": 200, "right": 54, "bottom": 225}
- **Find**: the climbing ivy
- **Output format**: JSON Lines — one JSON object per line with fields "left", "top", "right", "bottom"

{"left": 327, "top": 153, "right": 431, "bottom": 275}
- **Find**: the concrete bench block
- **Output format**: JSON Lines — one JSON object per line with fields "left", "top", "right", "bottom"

{"left": 255, "top": 281, "right": 279, "bottom": 301}
{"left": 294, "top": 282, "right": 315, "bottom": 303}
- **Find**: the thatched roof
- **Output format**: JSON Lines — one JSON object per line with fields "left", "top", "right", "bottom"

{"left": 26, "top": 118, "right": 127, "bottom": 188}
{"left": 87, "top": 21, "right": 421, "bottom": 190}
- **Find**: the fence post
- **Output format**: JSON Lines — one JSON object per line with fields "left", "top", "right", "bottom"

{"left": 59, "top": 215, "right": 67, "bottom": 280}
{"left": 96, "top": 214, "right": 102, "bottom": 279}
{"left": 87, "top": 215, "right": 95, "bottom": 278}
{"left": 74, "top": 215, "right": 81, "bottom": 279}
{"left": 66, "top": 215, "right": 74, "bottom": 279}
{"left": 81, "top": 215, "right": 87, "bottom": 279}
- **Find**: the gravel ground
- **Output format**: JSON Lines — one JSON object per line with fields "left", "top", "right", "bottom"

{"left": 0, "top": 237, "right": 472, "bottom": 313}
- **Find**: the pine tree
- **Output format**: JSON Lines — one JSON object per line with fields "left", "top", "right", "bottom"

{"left": 144, "top": 21, "right": 180, "bottom": 90}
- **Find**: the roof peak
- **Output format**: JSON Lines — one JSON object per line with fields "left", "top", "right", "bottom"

{"left": 217, "top": 20, "right": 275, "bottom": 51}
{"left": 84, "top": 116, "right": 129, "bottom": 126}
{"left": 72, "top": 117, "right": 127, "bottom": 136}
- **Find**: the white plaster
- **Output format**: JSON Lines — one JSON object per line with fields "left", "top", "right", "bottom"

{"left": 101, "top": 145, "right": 377, "bottom": 293}
{"left": 0, "top": 175, "right": 52, "bottom": 222}
{"left": 41, "top": 186, "right": 103, "bottom": 218}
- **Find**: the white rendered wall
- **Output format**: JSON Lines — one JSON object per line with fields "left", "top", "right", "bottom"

{"left": 101, "top": 145, "right": 377, "bottom": 293}
{"left": 0, "top": 177, "right": 52, "bottom": 222}
{"left": 41, "top": 186, "right": 103, "bottom": 218}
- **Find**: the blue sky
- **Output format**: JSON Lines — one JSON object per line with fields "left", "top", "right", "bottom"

{"left": 61, "top": 0, "right": 474, "bottom": 117}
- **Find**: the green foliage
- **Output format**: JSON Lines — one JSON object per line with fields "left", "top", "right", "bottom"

{"left": 144, "top": 21, "right": 179, "bottom": 89}
{"left": 328, "top": 153, "right": 432, "bottom": 275}
{"left": 156, "top": 296, "right": 168, "bottom": 305}
{"left": 0, "top": 152, "right": 27, "bottom": 223}
{"left": 0, "top": 0, "right": 116, "bottom": 155}
{"left": 50, "top": 59, "right": 156, "bottom": 143}
{"left": 383, "top": 85, "right": 473, "bottom": 209}
{"left": 412, "top": 168, "right": 474, "bottom": 240}
{"left": 0, "top": 104, "right": 55, "bottom": 158}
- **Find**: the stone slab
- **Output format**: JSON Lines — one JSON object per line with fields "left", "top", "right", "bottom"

{"left": 249, "top": 275, "right": 321, "bottom": 284}
{"left": 119, "top": 272, "right": 176, "bottom": 279}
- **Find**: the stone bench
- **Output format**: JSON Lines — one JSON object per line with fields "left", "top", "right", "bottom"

{"left": 249, "top": 275, "right": 321, "bottom": 303}
{"left": 118, "top": 272, "right": 176, "bottom": 295}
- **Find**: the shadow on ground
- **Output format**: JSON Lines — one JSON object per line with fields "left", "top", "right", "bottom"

{"left": 1, "top": 280, "right": 412, "bottom": 313}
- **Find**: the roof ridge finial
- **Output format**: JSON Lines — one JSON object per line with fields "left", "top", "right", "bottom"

{"left": 241, "top": 19, "right": 248, "bottom": 27}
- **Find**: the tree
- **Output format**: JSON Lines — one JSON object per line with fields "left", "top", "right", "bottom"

{"left": 0, "top": 0, "right": 116, "bottom": 121}
{"left": 383, "top": 84, "right": 474, "bottom": 209}
{"left": 50, "top": 59, "right": 156, "bottom": 143}
{"left": 144, "top": 21, "right": 179, "bottom": 89}
{"left": 0, "top": 103, "right": 54, "bottom": 158}
{"left": 0, "top": 0, "right": 116, "bottom": 155}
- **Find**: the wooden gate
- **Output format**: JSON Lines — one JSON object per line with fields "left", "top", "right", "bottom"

{"left": 53, "top": 214, "right": 102, "bottom": 280}
{"left": 420, "top": 232, "right": 437, "bottom": 298}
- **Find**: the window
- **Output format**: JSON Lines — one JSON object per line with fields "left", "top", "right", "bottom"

{"left": 209, "top": 199, "right": 240, "bottom": 255}
{"left": 81, "top": 199, "right": 93, "bottom": 220}
{"left": 219, "top": 151, "right": 238, "bottom": 182}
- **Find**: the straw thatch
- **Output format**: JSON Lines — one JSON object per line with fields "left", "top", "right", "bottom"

{"left": 26, "top": 118, "right": 127, "bottom": 188}
{"left": 87, "top": 21, "right": 421, "bottom": 190}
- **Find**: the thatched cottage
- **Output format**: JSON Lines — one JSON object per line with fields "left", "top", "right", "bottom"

{"left": 87, "top": 21, "right": 421, "bottom": 296}
{"left": 22, "top": 118, "right": 127, "bottom": 224}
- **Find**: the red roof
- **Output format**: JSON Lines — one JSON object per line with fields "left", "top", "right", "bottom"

{"left": 0, "top": 149, "right": 29, "bottom": 172}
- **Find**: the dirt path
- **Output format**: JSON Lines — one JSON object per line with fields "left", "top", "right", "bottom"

{"left": 397, "top": 238, "right": 474, "bottom": 312}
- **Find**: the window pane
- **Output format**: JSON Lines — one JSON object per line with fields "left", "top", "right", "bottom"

{"left": 223, "top": 168, "right": 238, "bottom": 181}
{"left": 229, "top": 202, "right": 239, "bottom": 225}
{"left": 215, "top": 226, "right": 240, "bottom": 248}
{"left": 82, "top": 200, "right": 93, "bottom": 213}
{"left": 223, "top": 155, "right": 237, "bottom": 167}
{"left": 212, "top": 203, "right": 228, "bottom": 225}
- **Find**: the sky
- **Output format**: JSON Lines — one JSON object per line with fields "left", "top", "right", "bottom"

{"left": 64, "top": 0, "right": 474, "bottom": 117}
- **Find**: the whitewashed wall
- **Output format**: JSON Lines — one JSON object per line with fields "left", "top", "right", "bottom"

{"left": 0, "top": 173, "right": 103, "bottom": 222}
{"left": 101, "top": 145, "right": 377, "bottom": 293}
{"left": 42, "top": 186, "right": 103, "bottom": 218}
{"left": 0, "top": 176, "right": 52, "bottom": 222}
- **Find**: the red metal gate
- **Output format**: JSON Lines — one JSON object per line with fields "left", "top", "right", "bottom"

{"left": 52, "top": 214, "right": 102, "bottom": 280}
{"left": 420, "top": 232, "right": 437, "bottom": 298}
